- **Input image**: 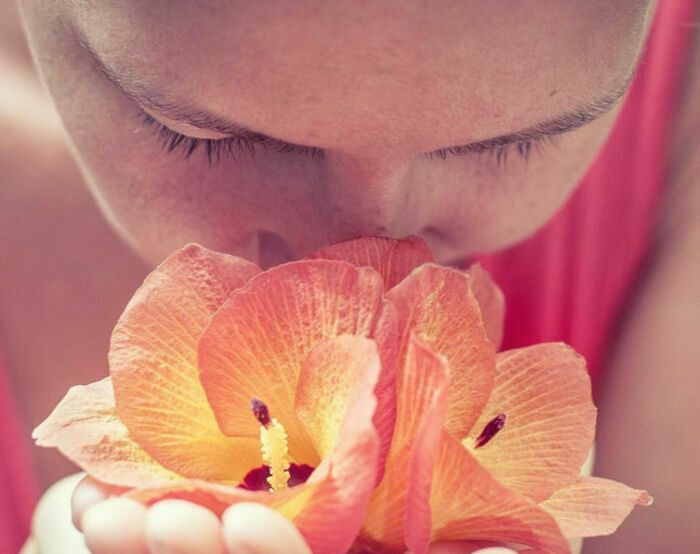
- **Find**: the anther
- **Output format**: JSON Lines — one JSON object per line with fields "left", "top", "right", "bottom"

{"left": 251, "top": 397, "right": 271, "bottom": 428}
{"left": 474, "top": 413, "right": 507, "bottom": 449}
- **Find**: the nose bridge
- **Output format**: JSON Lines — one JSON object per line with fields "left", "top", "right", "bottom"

{"left": 322, "top": 152, "right": 421, "bottom": 236}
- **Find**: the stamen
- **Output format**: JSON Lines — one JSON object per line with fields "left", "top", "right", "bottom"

{"left": 474, "top": 413, "right": 506, "bottom": 448}
{"left": 250, "top": 398, "right": 290, "bottom": 492}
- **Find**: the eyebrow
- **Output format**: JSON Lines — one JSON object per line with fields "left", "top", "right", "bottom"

{"left": 82, "top": 39, "right": 631, "bottom": 157}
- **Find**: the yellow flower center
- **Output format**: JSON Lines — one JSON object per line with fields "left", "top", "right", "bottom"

{"left": 251, "top": 398, "right": 291, "bottom": 493}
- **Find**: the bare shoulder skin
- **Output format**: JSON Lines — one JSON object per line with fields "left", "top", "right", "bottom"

{"left": 584, "top": 16, "right": 700, "bottom": 552}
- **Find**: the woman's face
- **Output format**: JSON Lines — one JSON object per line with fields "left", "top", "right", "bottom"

{"left": 21, "top": 1, "right": 651, "bottom": 267}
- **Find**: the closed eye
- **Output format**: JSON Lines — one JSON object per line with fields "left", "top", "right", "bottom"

{"left": 139, "top": 112, "right": 325, "bottom": 164}
{"left": 86, "top": 36, "right": 627, "bottom": 169}
{"left": 141, "top": 110, "right": 560, "bottom": 168}
{"left": 425, "top": 133, "right": 562, "bottom": 167}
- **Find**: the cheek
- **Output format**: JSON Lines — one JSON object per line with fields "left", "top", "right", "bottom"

{"left": 433, "top": 109, "right": 621, "bottom": 259}
{"left": 83, "top": 152, "right": 331, "bottom": 265}
{"left": 22, "top": 22, "right": 329, "bottom": 264}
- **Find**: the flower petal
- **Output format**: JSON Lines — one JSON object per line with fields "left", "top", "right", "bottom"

{"left": 198, "top": 259, "right": 385, "bottom": 465}
{"left": 539, "top": 476, "right": 652, "bottom": 538}
{"left": 407, "top": 431, "right": 570, "bottom": 554}
{"left": 306, "top": 235, "right": 434, "bottom": 290}
{"left": 110, "top": 244, "right": 262, "bottom": 481}
{"left": 465, "top": 343, "right": 597, "bottom": 502}
{"left": 33, "top": 378, "right": 181, "bottom": 488}
{"left": 371, "top": 300, "right": 401, "bottom": 479}
{"left": 132, "top": 340, "right": 381, "bottom": 554}
{"left": 295, "top": 335, "right": 381, "bottom": 459}
{"left": 463, "top": 263, "right": 505, "bottom": 350}
{"left": 127, "top": 480, "right": 270, "bottom": 517}
{"left": 292, "top": 342, "right": 381, "bottom": 554}
{"left": 386, "top": 264, "right": 496, "bottom": 438}
{"left": 295, "top": 305, "right": 399, "bottom": 480}
{"left": 362, "top": 334, "right": 450, "bottom": 551}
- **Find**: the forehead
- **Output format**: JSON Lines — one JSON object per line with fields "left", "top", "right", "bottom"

{"left": 70, "top": 0, "right": 650, "bottom": 151}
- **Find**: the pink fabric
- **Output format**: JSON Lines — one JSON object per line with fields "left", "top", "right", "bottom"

{"left": 472, "top": 0, "right": 697, "bottom": 388}
{"left": 0, "top": 351, "right": 39, "bottom": 553}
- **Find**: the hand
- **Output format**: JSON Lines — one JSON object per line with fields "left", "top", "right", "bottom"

{"left": 428, "top": 544, "right": 516, "bottom": 554}
{"left": 25, "top": 474, "right": 518, "bottom": 553}
{"left": 78, "top": 476, "right": 316, "bottom": 554}
{"left": 74, "top": 479, "right": 517, "bottom": 554}
{"left": 26, "top": 474, "right": 311, "bottom": 554}
{"left": 23, "top": 473, "right": 89, "bottom": 554}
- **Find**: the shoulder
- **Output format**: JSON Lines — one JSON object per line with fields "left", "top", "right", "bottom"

{"left": 0, "top": 0, "right": 69, "bottom": 172}
{"left": 0, "top": 61, "right": 77, "bottom": 191}
{"left": 660, "top": 16, "right": 700, "bottom": 246}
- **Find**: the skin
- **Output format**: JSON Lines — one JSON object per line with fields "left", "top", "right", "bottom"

{"left": 2, "top": 0, "right": 699, "bottom": 551}
{"left": 20, "top": 0, "right": 650, "bottom": 266}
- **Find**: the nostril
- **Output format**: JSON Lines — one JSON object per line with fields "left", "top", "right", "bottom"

{"left": 418, "top": 226, "right": 448, "bottom": 246}
{"left": 257, "top": 231, "right": 295, "bottom": 269}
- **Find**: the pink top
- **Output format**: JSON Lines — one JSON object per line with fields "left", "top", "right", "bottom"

{"left": 473, "top": 0, "right": 697, "bottom": 389}
{"left": 0, "top": 0, "right": 696, "bottom": 550}
{"left": 0, "top": 351, "right": 39, "bottom": 553}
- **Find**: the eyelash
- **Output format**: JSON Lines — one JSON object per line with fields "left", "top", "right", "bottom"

{"left": 140, "top": 112, "right": 558, "bottom": 167}
{"left": 139, "top": 112, "right": 325, "bottom": 164}
{"left": 425, "top": 134, "right": 560, "bottom": 166}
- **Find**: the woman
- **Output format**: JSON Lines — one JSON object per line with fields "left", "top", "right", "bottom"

{"left": 2, "top": 0, "right": 698, "bottom": 552}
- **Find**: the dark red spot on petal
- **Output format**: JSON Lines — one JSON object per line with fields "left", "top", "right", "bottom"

{"left": 238, "top": 464, "right": 315, "bottom": 491}
{"left": 239, "top": 465, "right": 270, "bottom": 491}
{"left": 251, "top": 397, "right": 271, "bottom": 427}
{"left": 474, "top": 413, "right": 506, "bottom": 448}
{"left": 288, "top": 464, "right": 315, "bottom": 487}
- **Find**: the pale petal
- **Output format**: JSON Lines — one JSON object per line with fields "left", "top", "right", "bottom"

{"left": 33, "top": 378, "right": 181, "bottom": 488}
{"left": 466, "top": 343, "right": 596, "bottom": 502}
{"left": 539, "top": 476, "right": 652, "bottom": 538}
{"left": 110, "top": 244, "right": 262, "bottom": 481}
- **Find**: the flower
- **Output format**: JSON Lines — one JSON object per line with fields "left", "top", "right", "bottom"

{"left": 311, "top": 238, "right": 650, "bottom": 553}
{"left": 33, "top": 243, "right": 404, "bottom": 553}
{"left": 34, "top": 236, "right": 651, "bottom": 554}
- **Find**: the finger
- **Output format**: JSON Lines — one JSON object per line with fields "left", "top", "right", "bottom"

{"left": 222, "top": 502, "right": 311, "bottom": 554}
{"left": 72, "top": 475, "right": 130, "bottom": 531}
{"left": 71, "top": 476, "right": 108, "bottom": 531}
{"left": 429, "top": 542, "right": 518, "bottom": 554}
{"left": 33, "top": 473, "right": 90, "bottom": 554}
{"left": 473, "top": 546, "right": 518, "bottom": 554}
{"left": 146, "top": 499, "right": 224, "bottom": 554}
{"left": 81, "top": 497, "right": 148, "bottom": 554}
{"left": 19, "top": 537, "right": 38, "bottom": 554}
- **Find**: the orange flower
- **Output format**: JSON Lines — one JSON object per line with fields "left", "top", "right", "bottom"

{"left": 34, "top": 237, "right": 651, "bottom": 554}
{"left": 34, "top": 244, "right": 409, "bottom": 553}
{"left": 312, "top": 237, "right": 651, "bottom": 553}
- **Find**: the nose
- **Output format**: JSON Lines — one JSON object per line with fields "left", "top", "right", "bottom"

{"left": 319, "top": 152, "right": 427, "bottom": 241}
